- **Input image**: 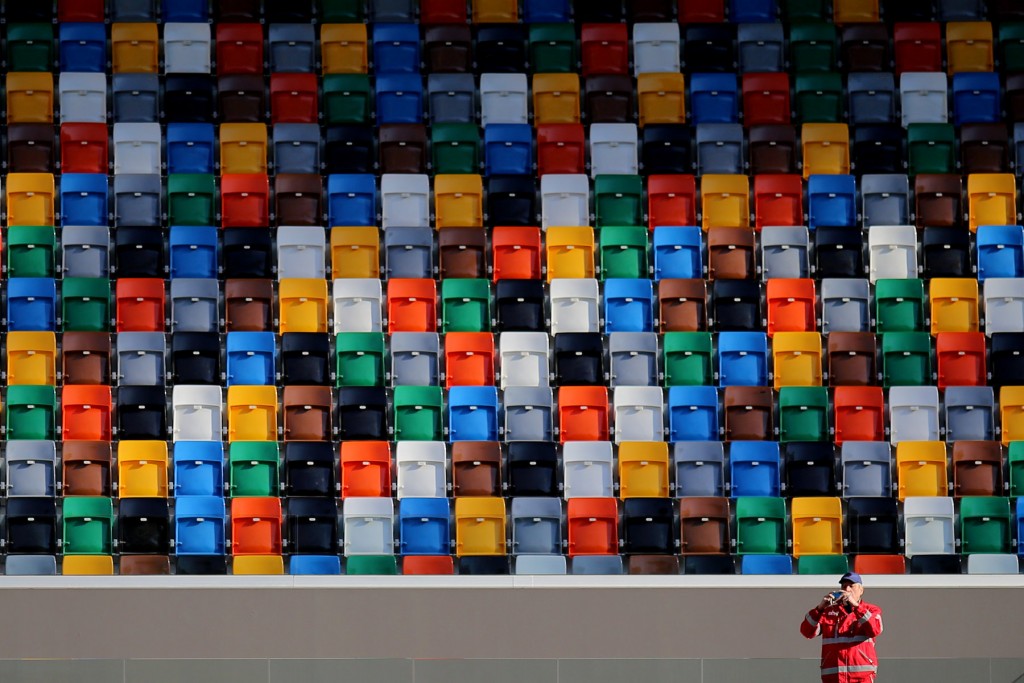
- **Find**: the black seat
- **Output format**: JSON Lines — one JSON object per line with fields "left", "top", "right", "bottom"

{"left": 284, "top": 442, "right": 337, "bottom": 497}
{"left": 554, "top": 332, "right": 606, "bottom": 386}
{"left": 325, "top": 125, "right": 376, "bottom": 174}
{"left": 574, "top": 0, "right": 624, "bottom": 22}
{"left": 990, "top": 333, "right": 1024, "bottom": 388}
{"left": 506, "top": 441, "right": 559, "bottom": 496}
{"left": 171, "top": 332, "right": 221, "bottom": 385}
{"left": 119, "top": 498, "right": 170, "bottom": 554}
{"left": 288, "top": 498, "right": 340, "bottom": 555}
{"left": 487, "top": 176, "right": 537, "bottom": 227}
{"left": 847, "top": 497, "right": 900, "bottom": 554}
{"left": 5, "top": 498, "right": 57, "bottom": 554}
{"left": 922, "top": 226, "right": 972, "bottom": 279}
{"left": 712, "top": 280, "right": 762, "bottom": 332}
{"left": 909, "top": 555, "right": 962, "bottom": 574}
{"left": 223, "top": 228, "right": 274, "bottom": 279}
{"left": 115, "top": 227, "right": 165, "bottom": 278}
{"left": 623, "top": 498, "right": 675, "bottom": 554}
{"left": 176, "top": 555, "right": 229, "bottom": 575}
{"left": 281, "top": 333, "right": 331, "bottom": 386}
{"left": 116, "top": 385, "right": 168, "bottom": 440}
{"left": 783, "top": 442, "right": 837, "bottom": 497}
{"left": 683, "top": 24, "right": 736, "bottom": 73}
{"left": 495, "top": 279, "right": 545, "bottom": 332}
{"left": 337, "top": 387, "right": 388, "bottom": 440}
{"left": 815, "top": 226, "right": 864, "bottom": 279}
{"left": 852, "top": 125, "right": 905, "bottom": 175}
{"left": 684, "top": 555, "right": 736, "bottom": 575}
{"left": 458, "top": 556, "right": 510, "bottom": 575}
{"left": 641, "top": 125, "right": 694, "bottom": 174}
{"left": 475, "top": 25, "right": 527, "bottom": 73}
{"left": 164, "top": 75, "right": 215, "bottom": 123}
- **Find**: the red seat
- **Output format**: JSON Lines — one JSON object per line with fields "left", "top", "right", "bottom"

{"left": 444, "top": 332, "right": 495, "bottom": 387}
{"left": 61, "top": 385, "right": 112, "bottom": 442}
{"left": 558, "top": 386, "right": 610, "bottom": 442}
{"left": 648, "top": 174, "right": 697, "bottom": 230}
{"left": 116, "top": 278, "right": 165, "bottom": 332}
{"left": 893, "top": 23, "right": 943, "bottom": 75}
{"left": 766, "top": 278, "right": 817, "bottom": 336}
{"left": 581, "top": 24, "right": 629, "bottom": 77}
{"left": 833, "top": 386, "right": 885, "bottom": 444}
{"left": 936, "top": 332, "right": 987, "bottom": 389}
{"left": 221, "top": 174, "right": 270, "bottom": 228}
{"left": 742, "top": 73, "right": 791, "bottom": 127}
{"left": 567, "top": 497, "right": 619, "bottom": 556}
{"left": 59, "top": 0, "right": 105, "bottom": 21}
{"left": 340, "top": 441, "right": 392, "bottom": 498}
{"left": 387, "top": 278, "right": 437, "bottom": 334}
{"left": 230, "top": 497, "right": 283, "bottom": 555}
{"left": 270, "top": 73, "right": 319, "bottom": 125}
{"left": 421, "top": 0, "right": 468, "bottom": 23}
{"left": 492, "top": 226, "right": 543, "bottom": 281}
{"left": 402, "top": 555, "right": 455, "bottom": 574}
{"left": 60, "top": 123, "right": 108, "bottom": 174}
{"left": 679, "top": 0, "right": 724, "bottom": 22}
{"left": 852, "top": 554, "right": 906, "bottom": 575}
{"left": 216, "top": 24, "right": 264, "bottom": 75}
{"left": 754, "top": 174, "right": 803, "bottom": 231}
{"left": 537, "top": 124, "right": 586, "bottom": 176}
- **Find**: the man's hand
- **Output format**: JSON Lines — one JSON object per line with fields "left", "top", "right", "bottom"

{"left": 817, "top": 593, "right": 837, "bottom": 610}
{"left": 843, "top": 584, "right": 864, "bottom": 607}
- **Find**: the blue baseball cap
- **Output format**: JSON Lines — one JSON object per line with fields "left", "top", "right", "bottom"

{"left": 840, "top": 572, "right": 863, "bottom": 585}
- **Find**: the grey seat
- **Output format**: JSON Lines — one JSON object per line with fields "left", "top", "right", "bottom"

{"left": 114, "top": 174, "right": 162, "bottom": 227}
{"left": 861, "top": 174, "right": 910, "bottom": 227}
{"left": 59, "top": 73, "right": 108, "bottom": 124}
{"left": 820, "top": 279, "right": 870, "bottom": 333}
{"left": 696, "top": 123, "right": 746, "bottom": 175}
{"left": 515, "top": 554, "right": 567, "bottom": 575}
{"left": 385, "top": 227, "right": 434, "bottom": 279}
{"left": 390, "top": 332, "right": 440, "bottom": 386}
{"left": 563, "top": 441, "right": 614, "bottom": 498}
{"left": 428, "top": 74, "right": 476, "bottom": 124}
{"left": 760, "top": 225, "right": 810, "bottom": 280}
{"left": 277, "top": 226, "right": 327, "bottom": 280}
{"left": 840, "top": 441, "right": 892, "bottom": 498}
{"left": 672, "top": 441, "right": 725, "bottom": 497}
{"left": 936, "top": 0, "right": 985, "bottom": 20}
{"left": 112, "top": 74, "right": 160, "bottom": 123}
{"left": 170, "top": 279, "right": 220, "bottom": 333}
{"left": 1014, "top": 123, "right": 1024, "bottom": 179}
{"left": 5, "top": 555, "right": 57, "bottom": 575}
{"left": 5, "top": 440, "right": 56, "bottom": 497}
{"left": 966, "top": 554, "right": 1019, "bottom": 574}
{"left": 944, "top": 386, "right": 995, "bottom": 442}
{"left": 511, "top": 498, "right": 563, "bottom": 555}
{"left": 268, "top": 24, "right": 317, "bottom": 73}
{"left": 116, "top": 332, "right": 167, "bottom": 386}
{"left": 370, "top": 0, "right": 417, "bottom": 21}
{"left": 503, "top": 386, "right": 553, "bottom": 442}
{"left": 273, "top": 124, "right": 321, "bottom": 175}
{"left": 572, "top": 555, "right": 624, "bottom": 575}
{"left": 848, "top": 73, "right": 897, "bottom": 125}
{"left": 111, "top": 0, "right": 157, "bottom": 21}
{"left": 609, "top": 332, "right": 658, "bottom": 387}
{"left": 342, "top": 498, "right": 395, "bottom": 556}
{"left": 737, "top": 22, "right": 785, "bottom": 73}
{"left": 61, "top": 225, "right": 110, "bottom": 278}
{"left": 889, "top": 386, "right": 940, "bottom": 444}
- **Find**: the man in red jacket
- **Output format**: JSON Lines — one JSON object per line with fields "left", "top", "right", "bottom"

{"left": 800, "top": 572, "right": 884, "bottom": 682}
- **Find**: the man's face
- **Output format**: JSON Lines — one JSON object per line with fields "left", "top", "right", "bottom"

{"left": 840, "top": 580, "right": 864, "bottom": 602}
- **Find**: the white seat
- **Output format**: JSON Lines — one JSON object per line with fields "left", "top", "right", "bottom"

{"left": 499, "top": 332, "right": 550, "bottom": 388}
{"left": 332, "top": 278, "right": 383, "bottom": 333}
{"left": 966, "top": 554, "right": 1020, "bottom": 574}
{"left": 172, "top": 385, "right": 222, "bottom": 442}
{"left": 541, "top": 174, "right": 590, "bottom": 228}
{"left": 59, "top": 73, "right": 108, "bottom": 123}
{"left": 515, "top": 554, "right": 567, "bottom": 574}
{"left": 550, "top": 278, "right": 600, "bottom": 334}
{"left": 562, "top": 441, "right": 614, "bottom": 498}
{"left": 903, "top": 496, "right": 955, "bottom": 556}
{"left": 984, "top": 278, "right": 1024, "bottom": 335}
{"left": 760, "top": 225, "right": 810, "bottom": 280}
{"left": 633, "top": 23, "right": 681, "bottom": 75}
{"left": 113, "top": 122, "right": 162, "bottom": 175}
{"left": 889, "top": 386, "right": 941, "bottom": 444}
{"left": 613, "top": 386, "right": 665, "bottom": 442}
{"left": 480, "top": 73, "right": 530, "bottom": 126}
{"left": 900, "top": 72, "right": 949, "bottom": 126}
{"left": 395, "top": 441, "right": 447, "bottom": 498}
{"left": 589, "top": 123, "right": 639, "bottom": 177}
{"left": 868, "top": 225, "right": 918, "bottom": 282}
{"left": 277, "top": 226, "right": 327, "bottom": 280}
{"left": 381, "top": 174, "right": 430, "bottom": 228}
{"left": 342, "top": 497, "right": 395, "bottom": 555}
{"left": 163, "top": 23, "right": 212, "bottom": 74}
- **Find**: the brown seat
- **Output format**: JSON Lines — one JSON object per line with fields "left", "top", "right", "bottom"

{"left": 120, "top": 555, "right": 171, "bottom": 575}
{"left": 659, "top": 278, "right": 708, "bottom": 332}
{"left": 451, "top": 441, "right": 502, "bottom": 496}
{"left": 62, "top": 441, "right": 112, "bottom": 497}
{"left": 1006, "top": 74, "right": 1024, "bottom": 123}
{"left": 723, "top": 386, "right": 773, "bottom": 441}
{"left": 217, "top": 0, "right": 260, "bottom": 21}
{"left": 952, "top": 441, "right": 1003, "bottom": 497}
{"left": 707, "top": 227, "right": 756, "bottom": 280}
{"left": 749, "top": 124, "right": 797, "bottom": 175}
{"left": 584, "top": 75, "right": 635, "bottom": 124}
{"left": 8, "top": 123, "right": 56, "bottom": 173}
{"left": 225, "top": 279, "right": 275, "bottom": 332}
{"left": 959, "top": 123, "right": 1010, "bottom": 175}
{"left": 283, "top": 385, "right": 333, "bottom": 442}
{"left": 840, "top": 24, "right": 891, "bottom": 73}
{"left": 275, "top": 173, "right": 323, "bottom": 227}
{"left": 424, "top": 25, "right": 473, "bottom": 73}
{"left": 679, "top": 497, "right": 731, "bottom": 555}
{"left": 827, "top": 332, "right": 877, "bottom": 387}
{"left": 439, "top": 227, "right": 487, "bottom": 279}
{"left": 379, "top": 124, "right": 429, "bottom": 174}
{"left": 62, "top": 331, "right": 112, "bottom": 385}
{"left": 217, "top": 74, "right": 266, "bottom": 123}
{"left": 627, "top": 554, "right": 680, "bottom": 575}
{"left": 914, "top": 174, "right": 963, "bottom": 229}
{"left": 628, "top": 0, "right": 674, "bottom": 21}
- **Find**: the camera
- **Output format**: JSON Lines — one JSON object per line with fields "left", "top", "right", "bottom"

{"left": 828, "top": 591, "right": 845, "bottom": 604}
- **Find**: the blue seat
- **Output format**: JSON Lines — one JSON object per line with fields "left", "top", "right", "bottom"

{"left": 372, "top": 24, "right": 421, "bottom": 75}
{"left": 485, "top": 124, "right": 534, "bottom": 176}
{"left": 169, "top": 225, "right": 219, "bottom": 279}
{"left": 604, "top": 278, "right": 655, "bottom": 333}
{"left": 174, "top": 495, "right": 226, "bottom": 555}
{"left": 668, "top": 386, "right": 721, "bottom": 442}
{"left": 689, "top": 73, "right": 740, "bottom": 124}
{"left": 7, "top": 278, "right": 56, "bottom": 331}
{"left": 977, "top": 225, "right": 1024, "bottom": 281}
{"left": 448, "top": 386, "right": 500, "bottom": 442}
{"left": 327, "top": 174, "right": 377, "bottom": 228}
{"left": 173, "top": 441, "right": 224, "bottom": 497}
{"left": 729, "top": 441, "right": 781, "bottom": 497}
{"left": 572, "top": 555, "right": 624, "bottom": 574}
{"left": 60, "top": 174, "right": 108, "bottom": 227}
{"left": 162, "top": 0, "right": 210, "bottom": 21}
{"left": 807, "top": 175, "right": 857, "bottom": 229}
{"left": 375, "top": 74, "right": 425, "bottom": 125}
{"left": 953, "top": 72, "right": 1001, "bottom": 126}
{"left": 741, "top": 554, "right": 794, "bottom": 574}
{"left": 290, "top": 555, "right": 343, "bottom": 575}
{"left": 167, "top": 123, "right": 216, "bottom": 174}
{"left": 730, "top": 0, "right": 779, "bottom": 22}
{"left": 653, "top": 226, "right": 703, "bottom": 280}
{"left": 1018, "top": 504, "right": 1024, "bottom": 556}
{"left": 398, "top": 498, "right": 451, "bottom": 555}
{"left": 226, "top": 332, "right": 277, "bottom": 386}
{"left": 59, "top": 23, "right": 107, "bottom": 72}
{"left": 717, "top": 331, "right": 769, "bottom": 386}
{"left": 523, "top": 0, "right": 570, "bottom": 22}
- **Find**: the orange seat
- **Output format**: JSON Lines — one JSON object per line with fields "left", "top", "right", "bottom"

{"left": 936, "top": 332, "right": 987, "bottom": 389}
{"left": 116, "top": 278, "right": 165, "bottom": 332}
{"left": 387, "top": 278, "right": 437, "bottom": 333}
{"left": 754, "top": 174, "right": 803, "bottom": 231}
{"left": 340, "top": 441, "right": 392, "bottom": 498}
{"left": 833, "top": 386, "right": 885, "bottom": 444}
{"left": 492, "top": 226, "right": 543, "bottom": 281}
{"left": 766, "top": 278, "right": 817, "bottom": 337}
{"left": 444, "top": 332, "right": 495, "bottom": 387}
{"left": 221, "top": 174, "right": 270, "bottom": 228}
{"left": 567, "top": 497, "right": 619, "bottom": 555}
{"left": 648, "top": 174, "right": 697, "bottom": 230}
{"left": 61, "top": 385, "right": 112, "bottom": 442}
{"left": 230, "top": 497, "right": 283, "bottom": 555}
{"left": 558, "top": 386, "right": 610, "bottom": 442}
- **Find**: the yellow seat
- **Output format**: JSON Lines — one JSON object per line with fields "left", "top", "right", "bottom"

{"left": 790, "top": 497, "right": 843, "bottom": 557}
{"left": 545, "top": 225, "right": 596, "bottom": 281}
{"left": 6, "top": 331, "right": 56, "bottom": 386}
{"left": 7, "top": 73, "right": 53, "bottom": 124}
{"left": 637, "top": 73, "right": 687, "bottom": 127}
{"left": 331, "top": 226, "right": 380, "bottom": 278}
{"left": 1000, "top": 386, "right": 1024, "bottom": 446}
{"left": 929, "top": 278, "right": 979, "bottom": 335}
{"left": 63, "top": 555, "right": 114, "bottom": 575}
{"left": 533, "top": 73, "right": 581, "bottom": 125}
{"left": 219, "top": 123, "right": 269, "bottom": 175}
{"left": 833, "top": 0, "right": 879, "bottom": 23}
{"left": 618, "top": 441, "right": 670, "bottom": 499}
{"left": 773, "top": 331, "right": 823, "bottom": 389}
{"left": 701, "top": 174, "right": 750, "bottom": 231}
{"left": 435, "top": 174, "right": 484, "bottom": 229}
{"left": 455, "top": 497, "right": 507, "bottom": 556}
{"left": 801, "top": 123, "right": 851, "bottom": 178}
{"left": 228, "top": 385, "right": 279, "bottom": 442}
{"left": 111, "top": 23, "right": 160, "bottom": 73}
{"left": 279, "top": 278, "right": 329, "bottom": 333}
{"left": 116, "top": 441, "right": 169, "bottom": 498}
{"left": 472, "top": 0, "right": 518, "bottom": 23}
{"left": 946, "top": 22, "right": 994, "bottom": 74}
{"left": 967, "top": 173, "right": 1017, "bottom": 232}
{"left": 6, "top": 173, "right": 55, "bottom": 227}
{"left": 896, "top": 441, "right": 948, "bottom": 500}
{"left": 233, "top": 555, "right": 285, "bottom": 575}
{"left": 321, "top": 24, "right": 369, "bottom": 74}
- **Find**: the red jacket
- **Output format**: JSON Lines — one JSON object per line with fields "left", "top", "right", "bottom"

{"left": 800, "top": 599, "right": 883, "bottom": 683}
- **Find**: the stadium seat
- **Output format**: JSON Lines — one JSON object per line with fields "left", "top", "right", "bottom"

{"left": 791, "top": 497, "right": 843, "bottom": 557}
{"left": 735, "top": 496, "right": 787, "bottom": 555}
{"left": 724, "top": 385, "right": 774, "bottom": 442}
{"left": 62, "top": 332, "right": 111, "bottom": 386}
{"left": 111, "top": 23, "right": 159, "bottom": 73}
{"left": 567, "top": 497, "right": 618, "bottom": 555}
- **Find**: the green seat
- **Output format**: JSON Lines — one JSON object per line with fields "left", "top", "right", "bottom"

{"left": 794, "top": 72, "right": 844, "bottom": 124}
{"left": 881, "top": 331, "right": 932, "bottom": 388}
{"left": 594, "top": 175, "right": 644, "bottom": 228}
{"left": 528, "top": 24, "right": 577, "bottom": 73}
{"left": 167, "top": 174, "right": 217, "bottom": 226}
{"left": 7, "top": 23, "right": 54, "bottom": 72}
{"left": 5, "top": 385, "right": 56, "bottom": 441}
{"left": 663, "top": 331, "right": 714, "bottom": 386}
{"left": 782, "top": 0, "right": 828, "bottom": 22}
{"left": 323, "top": 74, "right": 373, "bottom": 125}
{"left": 62, "top": 496, "right": 113, "bottom": 555}
{"left": 875, "top": 278, "right": 926, "bottom": 333}
{"left": 6, "top": 225, "right": 55, "bottom": 278}
{"left": 1009, "top": 442, "right": 1024, "bottom": 497}
{"left": 346, "top": 555, "right": 399, "bottom": 575}
{"left": 960, "top": 497, "right": 1012, "bottom": 554}
{"left": 735, "top": 496, "right": 787, "bottom": 554}
{"left": 789, "top": 22, "right": 837, "bottom": 73}
{"left": 778, "top": 386, "right": 829, "bottom": 442}
{"left": 441, "top": 278, "right": 492, "bottom": 332}
{"left": 797, "top": 554, "right": 850, "bottom": 575}
{"left": 393, "top": 385, "right": 444, "bottom": 441}
{"left": 319, "top": 0, "right": 364, "bottom": 22}
{"left": 228, "top": 442, "right": 280, "bottom": 497}
{"left": 336, "top": 332, "right": 386, "bottom": 387}
{"left": 907, "top": 124, "right": 957, "bottom": 176}
{"left": 431, "top": 123, "right": 481, "bottom": 174}
{"left": 998, "top": 23, "right": 1024, "bottom": 74}
{"left": 599, "top": 225, "right": 649, "bottom": 279}
{"left": 61, "top": 277, "right": 112, "bottom": 332}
